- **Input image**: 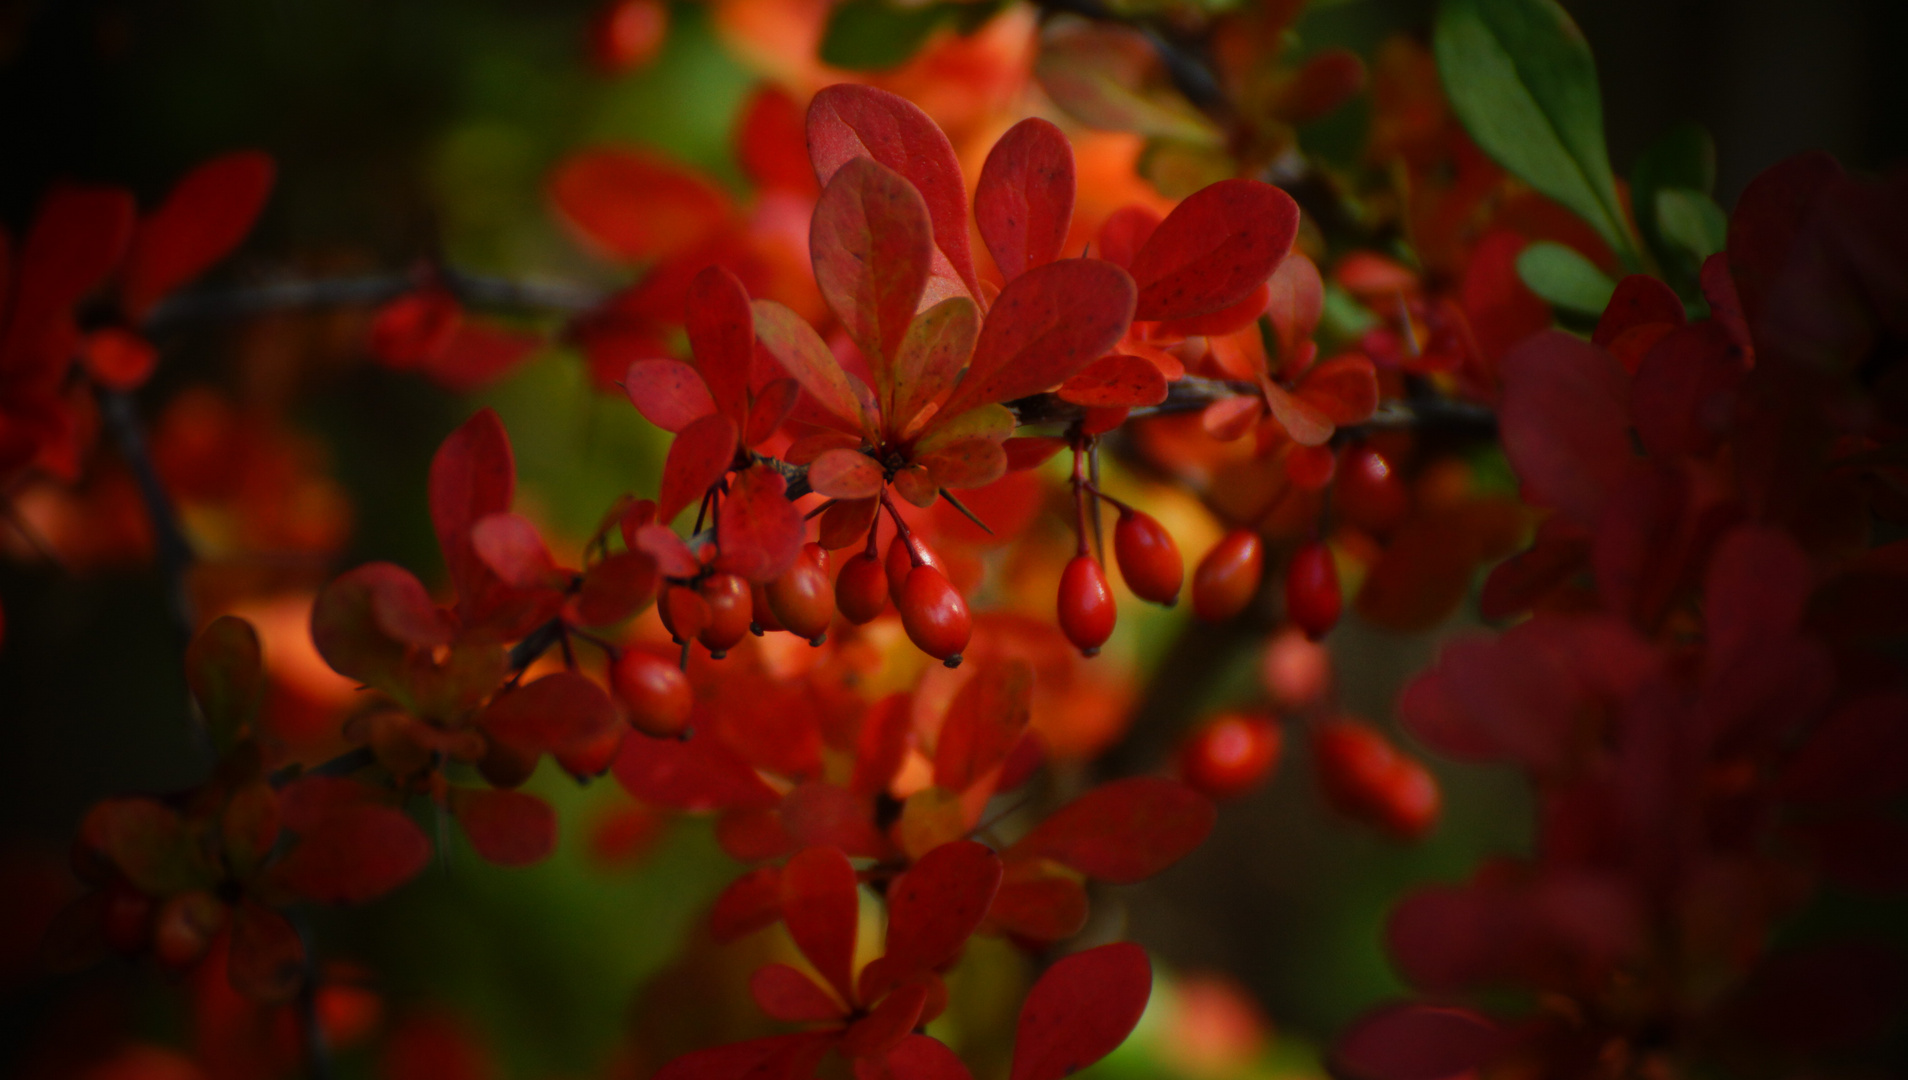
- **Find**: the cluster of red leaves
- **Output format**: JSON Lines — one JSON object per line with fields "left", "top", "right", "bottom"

{"left": 1333, "top": 154, "right": 1908, "bottom": 1079}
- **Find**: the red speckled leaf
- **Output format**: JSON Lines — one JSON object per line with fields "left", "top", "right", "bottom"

{"left": 780, "top": 782, "right": 889, "bottom": 858}
{"left": 812, "top": 157, "right": 933, "bottom": 385}
{"left": 430, "top": 408, "right": 515, "bottom": 597}
{"left": 273, "top": 804, "right": 429, "bottom": 904}
{"left": 782, "top": 846, "right": 861, "bottom": 1003}
{"left": 0, "top": 185, "right": 136, "bottom": 370}
{"left": 755, "top": 298, "right": 868, "bottom": 434}
{"left": 615, "top": 729, "right": 781, "bottom": 811}
{"left": 1592, "top": 275, "right": 1685, "bottom": 347}
{"left": 121, "top": 151, "right": 275, "bottom": 320}
{"left": 1154, "top": 281, "right": 1270, "bottom": 340}
{"left": 751, "top": 963, "right": 847, "bottom": 1022}
{"left": 1010, "top": 943, "right": 1152, "bottom": 1080}
{"left": 1128, "top": 179, "right": 1297, "bottom": 321}
{"left": 807, "top": 85, "right": 980, "bottom": 304}
{"left": 1331, "top": 1004, "right": 1506, "bottom": 1080}
{"left": 228, "top": 899, "right": 306, "bottom": 1002}
{"left": 747, "top": 378, "right": 802, "bottom": 447}
{"left": 885, "top": 840, "right": 1003, "bottom": 972}
{"left": 934, "top": 660, "right": 1032, "bottom": 793}
{"left": 937, "top": 260, "right": 1136, "bottom": 420}
{"left": 892, "top": 297, "right": 979, "bottom": 435}
{"left": 712, "top": 866, "right": 784, "bottom": 942}
{"left": 470, "top": 512, "right": 563, "bottom": 590}
{"left": 977, "top": 118, "right": 1076, "bottom": 281}
{"left": 858, "top": 1035, "right": 974, "bottom": 1080}
{"left": 1058, "top": 354, "right": 1167, "bottom": 407}
{"left": 626, "top": 359, "right": 717, "bottom": 433}
{"left": 550, "top": 148, "right": 734, "bottom": 263}
{"left": 450, "top": 787, "right": 556, "bottom": 867}
{"left": 1009, "top": 777, "right": 1214, "bottom": 884}
{"left": 654, "top": 1034, "right": 833, "bottom": 1080}
{"left": 481, "top": 670, "right": 620, "bottom": 768}
{"left": 1296, "top": 353, "right": 1379, "bottom": 425}
{"left": 659, "top": 413, "right": 739, "bottom": 524}
{"left": 809, "top": 448, "right": 886, "bottom": 499}
{"left": 686, "top": 265, "right": 758, "bottom": 428}
{"left": 1499, "top": 331, "right": 1633, "bottom": 526}
{"left": 919, "top": 438, "right": 1007, "bottom": 491}
{"left": 717, "top": 465, "right": 805, "bottom": 583}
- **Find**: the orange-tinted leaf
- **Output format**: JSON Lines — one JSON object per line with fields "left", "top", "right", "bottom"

{"left": 977, "top": 118, "right": 1075, "bottom": 282}
{"left": 451, "top": 787, "right": 556, "bottom": 867}
{"left": 659, "top": 413, "right": 739, "bottom": 524}
{"left": 273, "top": 804, "right": 429, "bottom": 904}
{"left": 687, "top": 266, "right": 757, "bottom": 428}
{"left": 187, "top": 614, "right": 265, "bottom": 749}
{"left": 716, "top": 465, "right": 805, "bottom": 583}
{"left": 550, "top": 148, "right": 734, "bottom": 262}
{"left": 1009, "top": 777, "right": 1214, "bottom": 884}
{"left": 470, "top": 512, "right": 563, "bottom": 590}
{"left": 1330, "top": 1004, "right": 1506, "bottom": 1080}
{"left": 1057, "top": 354, "right": 1167, "bottom": 408}
{"left": 1296, "top": 353, "right": 1379, "bottom": 425}
{"left": 810, "top": 448, "right": 886, "bottom": 499}
{"left": 121, "top": 151, "right": 275, "bottom": 320}
{"left": 938, "top": 260, "right": 1136, "bottom": 420}
{"left": 808, "top": 85, "right": 980, "bottom": 303}
{"left": 712, "top": 866, "right": 784, "bottom": 942}
{"left": 755, "top": 299, "right": 868, "bottom": 433}
{"left": 885, "top": 840, "right": 1002, "bottom": 972}
{"left": 812, "top": 157, "right": 933, "bottom": 383}
{"left": 481, "top": 670, "right": 619, "bottom": 769}
{"left": 228, "top": 899, "right": 305, "bottom": 1002}
{"left": 891, "top": 297, "right": 979, "bottom": 435}
{"left": 751, "top": 963, "right": 846, "bottom": 1022}
{"left": 1261, "top": 379, "right": 1333, "bottom": 446}
{"left": 1128, "top": 179, "right": 1297, "bottom": 321}
{"left": 1010, "top": 943, "right": 1152, "bottom": 1080}
{"left": 781, "top": 783, "right": 888, "bottom": 858}
{"left": 782, "top": 846, "right": 861, "bottom": 1003}
{"left": 934, "top": 660, "right": 1032, "bottom": 792}
{"left": 626, "top": 359, "right": 717, "bottom": 433}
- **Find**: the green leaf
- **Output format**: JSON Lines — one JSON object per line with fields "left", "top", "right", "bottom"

{"left": 1434, "top": 0, "right": 1638, "bottom": 264}
{"left": 1629, "top": 122, "right": 1715, "bottom": 272}
{"left": 818, "top": 0, "right": 1000, "bottom": 72}
{"left": 1516, "top": 241, "right": 1616, "bottom": 315}
{"left": 1654, "top": 188, "right": 1727, "bottom": 264}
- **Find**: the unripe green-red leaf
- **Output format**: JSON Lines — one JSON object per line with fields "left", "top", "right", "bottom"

{"left": 1010, "top": 943, "right": 1152, "bottom": 1080}
{"left": 625, "top": 359, "right": 717, "bottom": 433}
{"left": 977, "top": 118, "right": 1076, "bottom": 282}
{"left": 809, "top": 447, "right": 886, "bottom": 499}
{"left": 891, "top": 297, "right": 979, "bottom": 435}
{"left": 1129, "top": 179, "right": 1298, "bottom": 322}
{"left": 1008, "top": 777, "right": 1214, "bottom": 884}
{"left": 782, "top": 846, "right": 861, "bottom": 1004}
{"left": 812, "top": 157, "right": 934, "bottom": 383}
{"left": 937, "top": 259, "right": 1136, "bottom": 421}
{"left": 122, "top": 151, "right": 276, "bottom": 320}
{"left": 754, "top": 298, "right": 869, "bottom": 434}
{"left": 659, "top": 412, "right": 739, "bottom": 524}
{"left": 187, "top": 614, "right": 265, "bottom": 749}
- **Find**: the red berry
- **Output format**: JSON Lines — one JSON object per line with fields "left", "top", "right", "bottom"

{"left": 589, "top": 0, "right": 668, "bottom": 74}
{"left": 1114, "top": 510, "right": 1183, "bottom": 606}
{"left": 749, "top": 583, "right": 784, "bottom": 634}
{"left": 1260, "top": 627, "right": 1331, "bottom": 708}
{"left": 885, "top": 533, "right": 947, "bottom": 606}
{"left": 1191, "top": 529, "right": 1264, "bottom": 622}
{"left": 658, "top": 583, "right": 709, "bottom": 645}
{"left": 1312, "top": 720, "right": 1439, "bottom": 841}
{"left": 898, "top": 565, "right": 970, "bottom": 665}
{"left": 1057, "top": 555, "right": 1117, "bottom": 657}
{"left": 766, "top": 543, "right": 833, "bottom": 643}
{"left": 836, "top": 551, "right": 889, "bottom": 624}
{"left": 1336, "top": 445, "right": 1409, "bottom": 535}
{"left": 611, "top": 650, "right": 694, "bottom": 738}
{"left": 697, "top": 573, "right": 752, "bottom": 657}
{"left": 1284, "top": 541, "right": 1342, "bottom": 641}
{"left": 1179, "top": 712, "right": 1283, "bottom": 800}
{"left": 152, "top": 891, "right": 225, "bottom": 970}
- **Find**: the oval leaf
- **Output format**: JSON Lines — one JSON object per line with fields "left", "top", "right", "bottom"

{"left": 938, "top": 259, "right": 1136, "bottom": 420}
{"left": 1128, "top": 179, "right": 1298, "bottom": 322}
{"left": 977, "top": 118, "right": 1076, "bottom": 282}
{"left": 1010, "top": 943, "right": 1152, "bottom": 1080}
{"left": 1008, "top": 777, "right": 1214, "bottom": 884}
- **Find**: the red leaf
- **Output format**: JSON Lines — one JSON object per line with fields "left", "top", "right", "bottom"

{"left": 1705, "top": 525, "right": 1813, "bottom": 666}
{"left": 1296, "top": 353, "right": 1379, "bottom": 425}
{"left": 1128, "top": 179, "right": 1298, "bottom": 321}
{"left": 780, "top": 783, "right": 889, "bottom": 858}
{"left": 430, "top": 407, "right": 516, "bottom": 600}
{"left": 976, "top": 118, "right": 1076, "bottom": 282}
{"left": 812, "top": 157, "right": 933, "bottom": 383}
{"left": 186, "top": 613, "right": 265, "bottom": 745}
{"left": 121, "top": 151, "right": 275, "bottom": 320}
{"left": 1498, "top": 331, "right": 1633, "bottom": 527}
{"left": 841, "top": 983, "right": 927, "bottom": 1059}
{"left": 572, "top": 551, "right": 661, "bottom": 627}
{"left": 809, "top": 448, "right": 886, "bottom": 499}
{"left": 717, "top": 464, "right": 805, "bottom": 583}
{"left": 747, "top": 377, "right": 802, "bottom": 447}
{"left": 987, "top": 875, "right": 1088, "bottom": 942}
{"left": 1153, "top": 281, "right": 1270, "bottom": 340}
{"left": 884, "top": 840, "right": 1003, "bottom": 972}
{"left": 851, "top": 693, "right": 914, "bottom": 798}
{"left": 782, "top": 846, "right": 861, "bottom": 1003}
{"left": 819, "top": 496, "right": 882, "bottom": 550}
{"left": 754, "top": 298, "right": 869, "bottom": 434}
{"left": 712, "top": 866, "right": 784, "bottom": 942}
{"left": 686, "top": 265, "right": 757, "bottom": 428}
{"left": 1726, "top": 150, "right": 1843, "bottom": 328}
{"left": 80, "top": 797, "right": 203, "bottom": 895}
{"left": 891, "top": 297, "right": 980, "bottom": 436}
{"left": 80, "top": 327, "right": 159, "bottom": 391}
{"left": 0, "top": 185, "right": 136, "bottom": 371}
{"left": 613, "top": 723, "right": 782, "bottom": 811}
{"left": 371, "top": 288, "right": 461, "bottom": 367}
{"left": 737, "top": 86, "right": 820, "bottom": 199}
{"left": 1278, "top": 48, "right": 1366, "bottom": 123}
{"left": 1009, "top": 777, "right": 1214, "bottom": 884}
{"left": 634, "top": 523, "right": 702, "bottom": 578}
{"left": 480, "top": 671, "right": 620, "bottom": 770}
{"left": 807, "top": 85, "right": 980, "bottom": 303}
{"left": 273, "top": 805, "right": 429, "bottom": 904}
{"left": 626, "top": 359, "right": 717, "bottom": 433}
{"left": 654, "top": 1035, "right": 833, "bottom": 1080}
{"left": 1722, "top": 941, "right": 1908, "bottom": 1052}
{"left": 1010, "top": 943, "right": 1152, "bottom": 1080}
{"left": 751, "top": 963, "right": 847, "bottom": 1022}
{"left": 857, "top": 1036, "right": 974, "bottom": 1080}
{"left": 1095, "top": 205, "right": 1159, "bottom": 269}
{"left": 1331, "top": 1004, "right": 1506, "bottom": 1080}
{"left": 470, "top": 512, "right": 564, "bottom": 590}
{"left": 1592, "top": 274, "right": 1685, "bottom": 347}
{"left": 1058, "top": 354, "right": 1167, "bottom": 408}
{"left": 550, "top": 148, "right": 735, "bottom": 262}
{"left": 919, "top": 438, "right": 1007, "bottom": 491}
{"left": 937, "top": 259, "right": 1136, "bottom": 421}
{"left": 309, "top": 562, "right": 449, "bottom": 695}
{"left": 659, "top": 413, "right": 739, "bottom": 524}
{"left": 451, "top": 787, "right": 557, "bottom": 867}
{"left": 1260, "top": 379, "right": 1334, "bottom": 447}
{"left": 228, "top": 899, "right": 306, "bottom": 1002}
{"left": 934, "top": 660, "right": 1032, "bottom": 793}
{"left": 1003, "top": 436, "right": 1067, "bottom": 472}
{"left": 1630, "top": 321, "right": 1747, "bottom": 459}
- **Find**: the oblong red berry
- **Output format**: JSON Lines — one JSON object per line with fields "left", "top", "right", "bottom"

{"left": 1114, "top": 510, "right": 1183, "bottom": 606}
{"left": 766, "top": 543, "right": 833, "bottom": 643}
{"left": 899, "top": 564, "right": 970, "bottom": 665}
{"left": 1191, "top": 529, "right": 1264, "bottom": 622}
{"left": 885, "top": 533, "right": 947, "bottom": 606}
{"left": 1284, "top": 541, "right": 1342, "bottom": 641}
{"left": 836, "top": 551, "right": 889, "bottom": 624}
{"left": 611, "top": 650, "right": 694, "bottom": 738}
{"left": 697, "top": 573, "right": 752, "bottom": 657}
{"left": 1178, "top": 712, "right": 1282, "bottom": 800}
{"left": 1057, "top": 555, "right": 1117, "bottom": 657}
{"left": 1336, "top": 445, "right": 1409, "bottom": 535}
{"left": 1312, "top": 719, "right": 1439, "bottom": 842}
{"left": 658, "top": 583, "right": 709, "bottom": 644}
{"left": 750, "top": 582, "right": 784, "bottom": 634}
